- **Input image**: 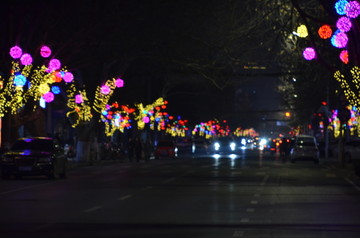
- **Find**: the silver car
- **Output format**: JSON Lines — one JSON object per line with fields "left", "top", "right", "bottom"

{"left": 290, "top": 135, "right": 320, "bottom": 164}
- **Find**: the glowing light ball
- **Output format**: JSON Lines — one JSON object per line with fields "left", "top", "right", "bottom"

{"left": 48, "top": 59, "right": 61, "bottom": 72}
{"left": 14, "top": 74, "right": 27, "bottom": 87}
{"left": 63, "top": 72, "right": 74, "bottom": 83}
{"left": 303, "top": 47, "right": 316, "bottom": 60}
{"left": 40, "top": 45, "right": 51, "bottom": 58}
{"left": 345, "top": 1, "right": 360, "bottom": 18}
{"left": 20, "top": 53, "right": 33, "bottom": 65}
{"left": 143, "top": 116, "right": 150, "bottom": 123}
{"left": 318, "top": 25, "right": 333, "bottom": 39}
{"left": 38, "top": 83, "right": 50, "bottom": 94}
{"left": 100, "top": 85, "right": 111, "bottom": 95}
{"left": 75, "top": 94, "right": 83, "bottom": 104}
{"left": 10, "top": 46, "right": 22, "bottom": 59}
{"left": 51, "top": 72, "right": 62, "bottom": 83}
{"left": 115, "top": 78, "right": 124, "bottom": 88}
{"left": 340, "top": 50, "right": 349, "bottom": 64}
{"left": 335, "top": 0, "right": 349, "bottom": 15}
{"left": 42, "top": 92, "right": 55, "bottom": 103}
{"left": 51, "top": 86, "right": 61, "bottom": 94}
{"left": 296, "top": 25, "right": 308, "bottom": 38}
{"left": 336, "top": 16, "right": 352, "bottom": 32}
{"left": 331, "top": 31, "right": 348, "bottom": 48}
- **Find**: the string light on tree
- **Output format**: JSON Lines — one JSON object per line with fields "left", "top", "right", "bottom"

{"left": 10, "top": 46, "right": 22, "bottom": 59}
{"left": 331, "top": 30, "right": 348, "bottom": 48}
{"left": 340, "top": 50, "right": 349, "bottom": 64}
{"left": 345, "top": 0, "right": 360, "bottom": 18}
{"left": 40, "top": 45, "right": 52, "bottom": 58}
{"left": 336, "top": 16, "right": 352, "bottom": 32}
{"left": 335, "top": 0, "right": 349, "bottom": 15}
{"left": 20, "top": 53, "right": 33, "bottom": 66}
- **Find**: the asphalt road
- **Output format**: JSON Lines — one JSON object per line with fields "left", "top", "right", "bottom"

{"left": 1, "top": 149, "right": 360, "bottom": 238}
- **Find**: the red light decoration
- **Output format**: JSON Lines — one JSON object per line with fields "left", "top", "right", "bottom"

{"left": 340, "top": 50, "right": 349, "bottom": 64}
{"left": 51, "top": 72, "right": 62, "bottom": 83}
{"left": 318, "top": 25, "right": 332, "bottom": 39}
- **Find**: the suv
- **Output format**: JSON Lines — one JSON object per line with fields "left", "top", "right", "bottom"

{"left": 290, "top": 135, "right": 320, "bottom": 164}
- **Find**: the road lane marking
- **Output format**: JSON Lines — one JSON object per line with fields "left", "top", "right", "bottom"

{"left": 246, "top": 208, "right": 255, "bottom": 212}
{"left": 141, "top": 186, "right": 153, "bottom": 191}
{"left": 233, "top": 230, "right": 244, "bottom": 237}
{"left": 250, "top": 200, "right": 258, "bottom": 204}
{"left": 118, "top": 194, "right": 132, "bottom": 200}
{"left": 345, "top": 178, "right": 360, "bottom": 191}
{"left": 254, "top": 193, "right": 260, "bottom": 197}
{"left": 162, "top": 177, "right": 176, "bottom": 184}
{"left": 260, "top": 175, "right": 269, "bottom": 186}
{"left": 240, "top": 218, "right": 250, "bottom": 223}
{"left": 0, "top": 182, "right": 54, "bottom": 195}
{"left": 83, "top": 206, "right": 102, "bottom": 213}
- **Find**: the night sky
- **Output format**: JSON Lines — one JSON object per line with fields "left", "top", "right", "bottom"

{"left": 1, "top": 0, "right": 280, "bottom": 130}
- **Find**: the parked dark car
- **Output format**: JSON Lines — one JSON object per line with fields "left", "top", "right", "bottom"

{"left": 0, "top": 137, "right": 67, "bottom": 179}
{"left": 154, "top": 140, "right": 177, "bottom": 159}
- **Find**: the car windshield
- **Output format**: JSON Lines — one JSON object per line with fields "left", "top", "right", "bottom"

{"left": 157, "top": 141, "right": 174, "bottom": 147}
{"left": 11, "top": 139, "right": 54, "bottom": 151}
{"left": 296, "top": 138, "right": 316, "bottom": 146}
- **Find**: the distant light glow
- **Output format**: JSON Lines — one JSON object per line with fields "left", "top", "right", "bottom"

{"left": 20, "top": 53, "right": 33, "bottom": 65}
{"left": 303, "top": 47, "right": 316, "bottom": 60}
{"left": 40, "top": 45, "right": 52, "bottom": 58}
{"left": 100, "top": 85, "right": 111, "bottom": 95}
{"left": 63, "top": 72, "right": 74, "bottom": 83}
{"left": 345, "top": 1, "right": 360, "bottom": 18}
{"left": 336, "top": 16, "right": 352, "bottom": 32}
{"left": 10, "top": 46, "right": 22, "bottom": 59}
{"left": 335, "top": 0, "right": 349, "bottom": 15}
{"left": 340, "top": 50, "right": 349, "bottom": 64}
{"left": 331, "top": 31, "right": 348, "bottom": 48}
{"left": 42, "top": 92, "right": 54, "bottom": 103}
{"left": 14, "top": 74, "right": 27, "bottom": 87}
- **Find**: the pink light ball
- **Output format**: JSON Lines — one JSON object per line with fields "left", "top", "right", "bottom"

{"left": 40, "top": 45, "right": 52, "bottom": 58}
{"left": 43, "top": 92, "right": 55, "bottom": 103}
{"left": 63, "top": 72, "right": 74, "bottom": 83}
{"left": 115, "top": 78, "right": 124, "bottom": 88}
{"left": 100, "top": 85, "right": 111, "bottom": 95}
{"left": 10, "top": 46, "right": 23, "bottom": 59}
{"left": 75, "top": 94, "right": 84, "bottom": 104}
{"left": 303, "top": 47, "right": 316, "bottom": 60}
{"left": 20, "top": 53, "right": 33, "bottom": 65}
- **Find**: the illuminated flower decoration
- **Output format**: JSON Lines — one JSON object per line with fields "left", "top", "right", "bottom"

{"left": 318, "top": 25, "right": 333, "bottom": 39}
{"left": 14, "top": 74, "right": 27, "bottom": 87}
{"left": 20, "top": 53, "right": 33, "bottom": 65}
{"left": 40, "top": 45, "right": 52, "bottom": 58}
{"left": 331, "top": 31, "right": 348, "bottom": 48}
{"left": 100, "top": 85, "right": 111, "bottom": 95}
{"left": 10, "top": 46, "right": 23, "bottom": 59}
{"left": 51, "top": 86, "right": 61, "bottom": 94}
{"left": 335, "top": 0, "right": 349, "bottom": 15}
{"left": 63, "top": 72, "right": 74, "bottom": 83}
{"left": 47, "top": 59, "right": 61, "bottom": 72}
{"left": 42, "top": 92, "right": 55, "bottom": 103}
{"left": 38, "top": 83, "right": 50, "bottom": 95}
{"left": 296, "top": 25, "right": 308, "bottom": 38}
{"left": 336, "top": 16, "right": 352, "bottom": 32}
{"left": 75, "top": 94, "right": 83, "bottom": 104}
{"left": 115, "top": 78, "right": 124, "bottom": 88}
{"left": 345, "top": 1, "right": 360, "bottom": 18}
{"left": 303, "top": 47, "right": 316, "bottom": 60}
{"left": 340, "top": 50, "right": 349, "bottom": 64}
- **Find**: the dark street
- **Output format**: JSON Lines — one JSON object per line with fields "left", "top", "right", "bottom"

{"left": 1, "top": 150, "right": 360, "bottom": 238}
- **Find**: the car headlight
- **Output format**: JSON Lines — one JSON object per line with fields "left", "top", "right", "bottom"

{"left": 214, "top": 142, "right": 220, "bottom": 150}
{"left": 230, "top": 142, "right": 236, "bottom": 151}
